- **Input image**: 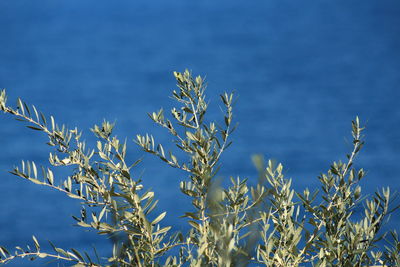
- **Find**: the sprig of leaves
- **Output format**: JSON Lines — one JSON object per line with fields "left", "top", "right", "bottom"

{"left": 0, "top": 236, "right": 99, "bottom": 266}
{"left": 1, "top": 71, "right": 399, "bottom": 266}
{"left": 0, "top": 90, "right": 173, "bottom": 266}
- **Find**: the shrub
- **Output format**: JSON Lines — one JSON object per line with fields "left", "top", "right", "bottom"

{"left": 0, "top": 70, "right": 399, "bottom": 266}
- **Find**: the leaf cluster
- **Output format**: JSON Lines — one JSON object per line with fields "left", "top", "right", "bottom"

{"left": 0, "top": 71, "right": 399, "bottom": 266}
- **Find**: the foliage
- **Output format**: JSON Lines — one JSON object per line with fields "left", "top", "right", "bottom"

{"left": 0, "top": 71, "right": 399, "bottom": 266}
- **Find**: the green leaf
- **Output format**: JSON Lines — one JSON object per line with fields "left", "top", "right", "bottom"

{"left": 152, "top": 211, "right": 166, "bottom": 225}
{"left": 153, "top": 226, "right": 171, "bottom": 236}
{"left": 23, "top": 102, "right": 31, "bottom": 117}
{"left": 32, "top": 161, "right": 37, "bottom": 178}
{"left": 121, "top": 169, "right": 130, "bottom": 179}
{"left": 47, "top": 169, "right": 54, "bottom": 185}
{"left": 188, "top": 220, "right": 200, "bottom": 230}
{"left": 17, "top": 98, "right": 24, "bottom": 115}
{"left": 0, "top": 246, "right": 10, "bottom": 257}
{"left": 50, "top": 116, "right": 56, "bottom": 131}
{"left": 77, "top": 221, "right": 91, "bottom": 228}
{"left": 30, "top": 178, "right": 43, "bottom": 185}
{"left": 70, "top": 248, "right": 85, "bottom": 262}
{"left": 186, "top": 131, "right": 197, "bottom": 141}
{"left": 32, "top": 235, "right": 40, "bottom": 250}
{"left": 180, "top": 212, "right": 199, "bottom": 220}
{"left": 67, "top": 193, "right": 82, "bottom": 199}
{"left": 141, "top": 191, "right": 154, "bottom": 202}
{"left": 27, "top": 126, "right": 42, "bottom": 131}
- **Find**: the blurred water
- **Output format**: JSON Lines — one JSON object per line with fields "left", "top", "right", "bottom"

{"left": 0, "top": 0, "right": 399, "bottom": 265}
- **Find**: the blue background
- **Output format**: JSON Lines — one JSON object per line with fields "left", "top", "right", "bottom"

{"left": 1, "top": 1, "right": 399, "bottom": 265}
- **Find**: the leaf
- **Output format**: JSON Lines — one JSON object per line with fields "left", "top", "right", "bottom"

{"left": 61, "top": 158, "right": 71, "bottom": 165}
{"left": 54, "top": 247, "right": 69, "bottom": 257}
{"left": 70, "top": 248, "right": 85, "bottom": 262}
{"left": 32, "top": 235, "right": 40, "bottom": 250}
{"left": 170, "top": 154, "right": 178, "bottom": 165}
{"left": 228, "top": 238, "right": 235, "bottom": 252}
{"left": 32, "top": 161, "right": 37, "bottom": 178}
{"left": 182, "top": 107, "right": 193, "bottom": 114}
{"left": 141, "top": 191, "right": 154, "bottom": 201}
{"left": 152, "top": 211, "right": 166, "bottom": 225}
{"left": 32, "top": 105, "right": 39, "bottom": 122}
{"left": 224, "top": 116, "right": 230, "bottom": 127}
{"left": 30, "top": 178, "right": 43, "bottom": 185}
{"left": 40, "top": 112, "right": 47, "bottom": 125}
{"left": 50, "top": 116, "right": 56, "bottom": 131}
{"left": 17, "top": 98, "right": 24, "bottom": 115}
{"left": 47, "top": 169, "right": 54, "bottom": 185}
{"left": 145, "top": 199, "right": 159, "bottom": 215}
{"left": 220, "top": 94, "right": 228, "bottom": 105}
{"left": 153, "top": 226, "right": 171, "bottom": 236}
{"left": 186, "top": 131, "right": 197, "bottom": 141}
{"left": 121, "top": 169, "right": 130, "bottom": 179}
{"left": 188, "top": 220, "right": 200, "bottom": 230}
{"left": 27, "top": 126, "right": 42, "bottom": 131}
{"left": 23, "top": 102, "right": 31, "bottom": 117}
{"left": 0, "top": 246, "right": 10, "bottom": 257}
{"left": 98, "top": 152, "right": 108, "bottom": 160}
{"left": 98, "top": 205, "right": 107, "bottom": 221}
{"left": 77, "top": 221, "right": 91, "bottom": 228}
{"left": 180, "top": 212, "right": 199, "bottom": 220}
